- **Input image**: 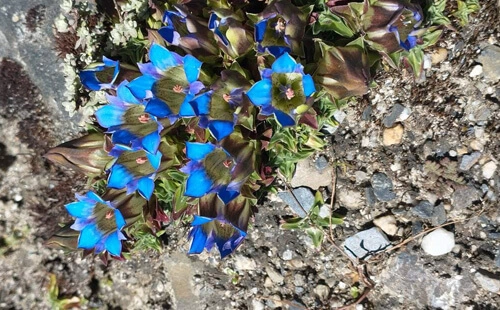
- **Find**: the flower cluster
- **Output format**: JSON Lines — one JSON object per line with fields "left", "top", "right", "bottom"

{"left": 47, "top": 0, "right": 437, "bottom": 259}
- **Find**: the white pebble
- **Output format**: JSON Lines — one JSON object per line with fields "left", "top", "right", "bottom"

{"left": 469, "top": 65, "right": 483, "bottom": 77}
{"left": 482, "top": 161, "right": 497, "bottom": 179}
{"left": 421, "top": 228, "right": 455, "bottom": 256}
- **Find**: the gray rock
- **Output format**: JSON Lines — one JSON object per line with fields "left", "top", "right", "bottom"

{"left": 338, "top": 189, "right": 364, "bottom": 210}
{"left": 380, "top": 252, "right": 477, "bottom": 308}
{"left": 362, "top": 105, "right": 372, "bottom": 120}
{"left": 371, "top": 173, "right": 397, "bottom": 202}
{"left": 477, "top": 45, "right": 500, "bottom": 82}
{"left": 365, "top": 187, "right": 377, "bottom": 206}
{"left": 265, "top": 266, "right": 284, "bottom": 284}
{"left": 313, "top": 284, "right": 330, "bottom": 301}
{"left": 495, "top": 250, "right": 500, "bottom": 268}
{"left": 451, "top": 186, "right": 481, "bottom": 210}
{"left": 343, "top": 227, "right": 391, "bottom": 259}
{"left": 383, "top": 104, "right": 410, "bottom": 127}
{"left": 278, "top": 187, "right": 315, "bottom": 218}
{"left": 290, "top": 158, "right": 333, "bottom": 190}
{"left": 314, "top": 156, "right": 329, "bottom": 171}
{"left": 459, "top": 152, "right": 481, "bottom": 171}
{"left": 411, "top": 201, "right": 447, "bottom": 225}
{"left": 473, "top": 270, "right": 500, "bottom": 293}
{"left": 282, "top": 249, "right": 293, "bottom": 261}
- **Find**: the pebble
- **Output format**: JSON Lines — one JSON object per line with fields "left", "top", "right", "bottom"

{"left": 451, "top": 186, "right": 481, "bottom": 210}
{"left": 459, "top": 152, "right": 481, "bottom": 171}
{"left": 338, "top": 189, "right": 364, "bottom": 209}
{"left": 313, "top": 284, "right": 330, "bottom": 301}
{"left": 343, "top": 227, "right": 392, "bottom": 259}
{"left": 383, "top": 124, "right": 404, "bottom": 146}
{"left": 233, "top": 255, "right": 257, "bottom": 271}
{"left": 371, "top": 173, "right": 397, "bottom": 202}
{"left": 11, "top": 14, "right": 20, "bottom": 23}
{"left": 278, "top": 187, "right": 315, "bottom": 218}
{"left": 412, "top": 200, "right": 434, "bottom": 218}
{"left": 282, "top": 249, "right": 293, "bottom": 261}
{"left": 265, "top": 266, "right": 284, "bottom": 284}
{"left": 482, "top": 161, "right": 497, "bottom": 179}
{"left": 252, "top": 299, "right": 265, "bottom": 310}
{"left": 421, "top": 228, "right": 455, "bottom": 256}
{"left": 477, "top": 45, "right": 500, "bottom": 82}
{"left": 290, "top": 158, "right": 332, "bottom": 190}
{"left": 355, "top": 171, "right": 369, "bottom": 184}
{"left": 373, "top": 215, "right": 398, "bottom": 236}
{"left": 469, "top": 65, "right": 483, "bottom": 77}
{"left": 473, "top": 270, "right": 500, "bottom": 293}
{"left": 383, "top": 104, "right": 410, "bottom": 127}
{"left": 365, "top": 187, "right": 377, "bottom": 206}
{"left": 430, "top": 48, "right": 448, "bottom": 64}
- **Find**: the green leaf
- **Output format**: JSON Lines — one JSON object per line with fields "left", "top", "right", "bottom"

{"left": 280, "top": 217, "right": 307, "bottom": 230}
{"left": 305, "top": 227, "right": 324, "bottom": 248}
{"left": 406, "top": 47, "right": 425, "bottom": 78}
{"left": 313, "top": 12, "right": 355, "bottom": 37}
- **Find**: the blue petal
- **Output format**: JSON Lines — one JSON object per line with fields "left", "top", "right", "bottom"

{"left": 150, "top": 43, "right": 180, "bottom": 72}
{"left": 179, "top": 99, "right": 196, "bottom": 117}
{"left": 108, "top": 164, "right": 134, "bottom": 189}
{"left": 158, "top": 26, "right": 180, "bottom": 45}
{"left": 141, "top": 131, "right": 161, "bottom": 154}
{"left": 137, "top": 177, "right": 155, "bottom": 200}
{"left": 102, "top": 56, "right": 119, "bottom": 67}
{"left": 188, "top": 226, "right": 208, "bottom": 254}
{"left": 185, "top": 142, "right": 216, "bottom": 161}
{"left": 190, "top": 92, "right": 211, "bottom": 115}
{"left": 127, "top": 76, "right": 157, "bottom": 99}
{"left": 265, "top": 46, "right": 291, "bottom": 58}
{"left": 208, "top": 120, "right": 234, "bottom": 141}
{"left": 214, "top": 28, "right": 229, "bottom": 46}
{"left": 185, "top": 169, "right": 213, "bottom": 197}
{"left": 117, "top": 81, "right": 141, "bottom": 104}
{"left": 146, "top": 151, "right": 162, "bottom": 170}
{"left": 255, "top": 20, "right": 267, "bottom": 42}
{"left": 271, "top": 52, "right": 297, "bottom": 73}
{"left": 183, "top": 55, "right": 202, "bottom": 84}
{"left": 246, "top": 79, "right": 272, "bottom": 106}
{"left": 192, "top": 215, "right": 214, "bottom": 226}
{"left": 114, "top": 209, "right": 126, "bottom": 230}
{"left": 78, "top": 223, "right": 102, "bottom": 249}
{"left": 65, "top": 201, "right": 94, "bottom": 218}
{"left": 79, "top": 71, "right": 101, "bottom": 91}
{"left": 95, "top": 105, "right": 127, "bottom": 128}
{"left": 218, "top": 188, "right": 239, "bottom": 204}
{"left": 104, "top": 232, "right": 122, "bottom": 256}
{"left": 208, "top": 13, "right": 218, "bottom": 30}
{"left": 302, "top": 74, "right": 316, "bottom": 97}
{"left": 84, "top": 191, "right": 105, "bottom": 204}
{"left": 112, "top": 130, "right": 137, "bottom": 145}
{"left": 274, "top": 110, "right": 295, "bottom": 127}
{"left": 145, "top": 98, "right": 173, "bottom": 118}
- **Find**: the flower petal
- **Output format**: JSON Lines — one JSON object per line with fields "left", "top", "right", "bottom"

{"left": 255, "top": 20, "right": 267, "bottom": 42}
{"left": 108, "top": 164, "right": 134, "bottom": 189}
{"left": 78, "top": 223, "right": 102, "bottom": 249}
{"left": 302, "top": 74, "right": 316, "bottom": 97}
{"left": 150, "top": 43, "right": 181, "bottom": 72}
{"left": 188, "top": 226, "right": 208, "bottom": 254}
{"left": 218, "top": 188, "right": 239, "bottom": 204}
{"left": 145, "top": 98, "right": 173, "bottom": 118}
{"left": 271, "top": 52, "right": 297, "bottom": 73}
{"left": 158, "top": 26, "right": 181, "bottom": 45}
{"left": 274, "top": 110, "right": 295, "bottom": 127}
{"left": 127, "top": 76, "right": 157, "bottom": 99}
{"left": 104, "top": 232, "right": 122, "bottom": 256}
{"left": 65, "top": 201, "right": 94, "bottom": 218}
{"left": 114, "top": 209, "right": 126, "bottom": 230}
{"left": 192, "top": 215, "right": 214, "bottom": 226}
{"left": 117, "top": 81, "right": 141, "bottom": 104}
{"left": 146, "top": 151, "right": 162, "bottom": 170}
{"left": 246, "top": 79, "right": 272, "bottom": 106}
{"left": 95, "top": 105, "right": 127, "bottom": 128}
{"left": 208, "top": 120, "right": 234, "bottom": 141}
{"left": 183, "top": 55, "right": 202, "bottom": 84}
{"left": 190, "top": 92, "right": 211, "bottom": 115}
{"left": 137, "top": 177, "right": 155, "bottom": 200}
{"left": 79, "top": 71, "right": 101, "bottom": 91}
{"left": 185, "top": 169, "right": 213, "bottom": 197}
{"left": 112, "top": 130, "right": 137, "bottom": 146}
{"left": 140, "top": 131, "right": 161, "bottom": 154}
{"left": 185, "top": 142, "right": 216, "bottom": 161}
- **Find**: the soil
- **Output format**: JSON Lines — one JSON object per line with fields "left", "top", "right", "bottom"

{"left": 0, "top": 1, "right": 499, "bottom": 310}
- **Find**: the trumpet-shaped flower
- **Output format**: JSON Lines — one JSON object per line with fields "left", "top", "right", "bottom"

{"left": 80, "top": 57, "right": 120, "bottom": 91}
{"left": 188, "top": 215, "right": 246, "bottom": 258}
{"left": 107, "top": 144, "right": 162, "bottom": 200}
{"left": 65, "top": 191, "right": 126, "bottom": 256}
{"left": 127, "top": 43, "right": 206, "bottom": 121}
{"left": 180, "top": 142, "right": 247, "bottom": 204}
{"left": 95, "top": 81, "right": 163, "bottom": 154}
{"left": 246, "top": 52, "right": 315, "bottom": 126}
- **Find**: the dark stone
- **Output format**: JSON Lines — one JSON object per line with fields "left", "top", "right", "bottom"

{"left": 371, "top": 173, "right": 397, "bottom": 202}
{"left": 383, "top": 103, "right": 406, "bottom": 127}
{"left": 412, "top": 201, "right": 434, "bottom": 218}
{"left": 314, "top": 156, "right": 328, "bottom": 171}
{"left": 365, "top": 186, "right": 377, "bottom": 206}
{"left": 277, "top": 187, "right": 315, "bottom": 218}
{"left": 451, "top": 186, "right": 481, "bottom": 210}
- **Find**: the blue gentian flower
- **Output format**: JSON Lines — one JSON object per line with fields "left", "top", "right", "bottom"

{"left": 188, "top": 215, "right": 246, "bottom": 258}
{"left": 246, "top": 52, "right": 316, "bottom": 126}
{"left": 389, "top": 9, "right": 422, "bottom": 50}
{"left": 95, "top": 81, "right": 163, "bottom": 154}
{"left": 65, "top": 191, "right": 126, "bottom": 256}
{"left": 127, "top": 43, "right": 206, "bottom": 121}
{"left": 107, "top": 144, "right": 162, "bottom": 200}
{"left": 208, "top": 12, "right": 253, "bottom": 59}
{"left": 180, "top": 142, "right": 244, "bottom": 204}
{"left": 255, "top": 15, "right": 292, "bottom": 57}
{"left": 80, "top": 57, "right": 120, "bottom": 90}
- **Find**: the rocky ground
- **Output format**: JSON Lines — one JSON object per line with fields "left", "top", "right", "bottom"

{"left": 1, "top": 0, "right": 500, "bottom": 309}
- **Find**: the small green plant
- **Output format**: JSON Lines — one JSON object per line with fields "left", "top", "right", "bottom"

{"left": 47, "top": 274, "right": 85, "bottom": 310}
